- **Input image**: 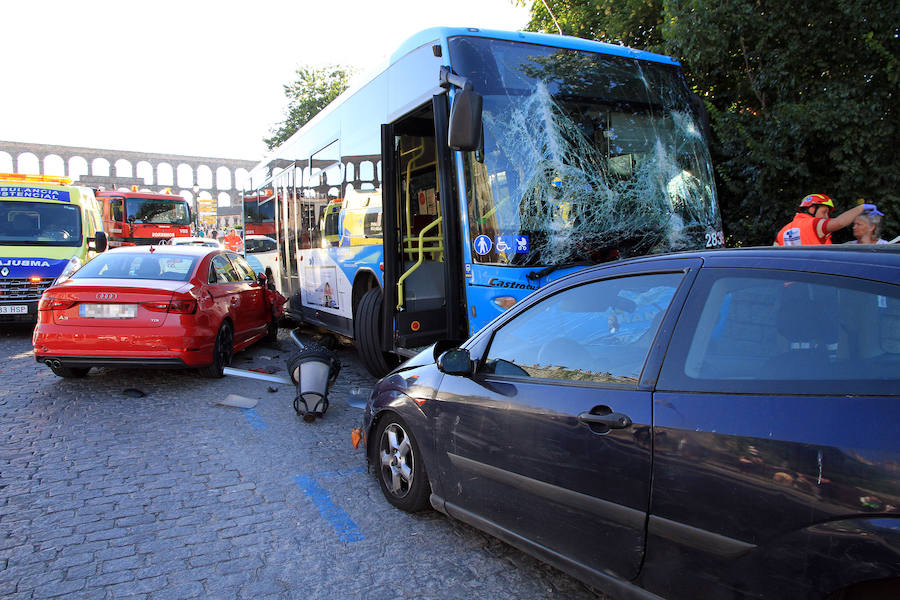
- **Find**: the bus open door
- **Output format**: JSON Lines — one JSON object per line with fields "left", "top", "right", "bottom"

{"left": 376, "top": 94, "right": 468, "bottom": 375}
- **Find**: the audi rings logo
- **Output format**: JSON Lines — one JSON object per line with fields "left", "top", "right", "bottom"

{"left": 0, "top": 267, "right": 8, "bottom": 277}
{"left": 96, "top": 292, "right": 117, "bottom": 301}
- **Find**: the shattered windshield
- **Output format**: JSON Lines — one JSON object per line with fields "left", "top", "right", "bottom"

{"left": 449, "top": 36, "right": 723, "bottom": 266}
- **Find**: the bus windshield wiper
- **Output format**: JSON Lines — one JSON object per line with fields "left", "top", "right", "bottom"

{"left": 526, "top": 261, "right": 592, "bottom": 281}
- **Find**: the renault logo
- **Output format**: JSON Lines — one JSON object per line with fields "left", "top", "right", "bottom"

{"left": 0, "top": 267, "right": 8, "bottom": 277}
{"left": 96, "top": 292, "right": 117, "bottom": 301}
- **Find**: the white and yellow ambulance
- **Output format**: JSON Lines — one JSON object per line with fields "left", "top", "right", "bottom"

{"left": 0, "top": 173, "right": 107, "bottom": 323}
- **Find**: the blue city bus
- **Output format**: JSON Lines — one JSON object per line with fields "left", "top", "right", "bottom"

{"left": 247, "top": 27, "right": 724, "bottom": 376}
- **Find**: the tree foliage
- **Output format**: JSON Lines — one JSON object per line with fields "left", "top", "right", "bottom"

{"left": 517, "top": 0, "right": 665, "bottom": 51}
{"left": 264, "top": 66, "right": 353, "bottom": 151}
{"left": 519, "top": 0, "right": 900, "bottom": 245}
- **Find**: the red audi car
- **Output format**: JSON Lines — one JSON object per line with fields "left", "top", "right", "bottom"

{"left": 33, "top": 245, "right": 280, "bottom": 378}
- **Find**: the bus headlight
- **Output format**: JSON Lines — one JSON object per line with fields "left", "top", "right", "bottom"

{"left": 493, "top": 296, "right": 517, "bottom": 310}
{"left": 54, "top": 257, "right": 83, "bottom": 285}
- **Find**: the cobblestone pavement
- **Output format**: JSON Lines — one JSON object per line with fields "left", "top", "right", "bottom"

{"left": 0, "top": 324, "right": 606, "bottom": 600}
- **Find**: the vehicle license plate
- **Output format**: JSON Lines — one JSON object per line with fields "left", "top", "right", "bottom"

{"left": 79, "top": 303, "right": 137, "bottom": 319}
{"left": 0, "top": 305, "right": 28, "bottom": 315}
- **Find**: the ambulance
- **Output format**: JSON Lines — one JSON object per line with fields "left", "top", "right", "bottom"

{"left": 0, "top": 173, "right": 107, "bottom": 323}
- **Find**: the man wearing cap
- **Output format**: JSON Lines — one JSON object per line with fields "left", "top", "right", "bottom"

{"left": 774, "top": 194, "right": 879, "bottom": 246}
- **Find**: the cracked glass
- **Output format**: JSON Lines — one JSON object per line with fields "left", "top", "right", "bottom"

{"left": 450, "top": 36, "right": 723, "bottom": 267}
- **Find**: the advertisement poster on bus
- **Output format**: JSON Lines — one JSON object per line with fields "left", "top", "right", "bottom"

{"left": 303, "top": 264, "right": 340, "bottom": 310}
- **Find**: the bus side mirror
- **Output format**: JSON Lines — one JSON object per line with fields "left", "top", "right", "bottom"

{"left": 92, "top": 231, "right": 108, "bottom": 253}
{"left": 690, "top": 93, "right": 712, "bottom": 141}
{"left": 448, "top": 89, "right": 483, "bottom": 151}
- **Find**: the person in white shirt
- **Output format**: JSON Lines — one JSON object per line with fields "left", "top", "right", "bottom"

{"left": 845, "top": 209, "right": 889, "bottom": 244}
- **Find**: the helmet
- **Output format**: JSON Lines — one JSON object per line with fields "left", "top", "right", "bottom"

{"left": 799, "top": 194, "right": 834, "bottom": 214}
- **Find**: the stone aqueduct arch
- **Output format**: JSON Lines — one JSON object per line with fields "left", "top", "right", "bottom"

{"left": 0, "top": 141, "right": 258, "bottom": 228}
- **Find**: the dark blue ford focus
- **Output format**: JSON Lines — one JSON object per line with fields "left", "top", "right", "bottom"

{"left": 363, "top": 246, "right": 900, "bottom": 600}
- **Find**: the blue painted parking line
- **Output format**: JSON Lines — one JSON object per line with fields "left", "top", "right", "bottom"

{"left": 294, "top": 475, "right": 364, "bottom": 543}
{"left": 241, "top": 407, "right": 267, "bottom": 429}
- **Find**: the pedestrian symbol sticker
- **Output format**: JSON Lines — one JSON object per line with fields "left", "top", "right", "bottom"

{"left": 474, "top": 235, "right": 492, "bottom": 255}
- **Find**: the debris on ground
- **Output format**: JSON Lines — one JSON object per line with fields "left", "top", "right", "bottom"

{"left": 215, "top": 394, "right": 258, "bottom": 408}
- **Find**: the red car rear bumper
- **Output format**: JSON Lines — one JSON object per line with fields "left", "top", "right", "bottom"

{"left": 33, "top": 324, "right": 215, "bottom": 368}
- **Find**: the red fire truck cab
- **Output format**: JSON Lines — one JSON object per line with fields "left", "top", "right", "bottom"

{"left": 97, "top": 188, "right": 192, "bottom": 246}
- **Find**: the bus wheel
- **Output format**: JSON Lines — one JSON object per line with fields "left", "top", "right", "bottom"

{"left": 355, "top": 288, "right": 398, "bottom": 378}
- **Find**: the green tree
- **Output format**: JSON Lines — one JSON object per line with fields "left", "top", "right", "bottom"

{"left": 518, "top": 0, "right": 900, "bottom": 245}
{"left": 264, "top": 66, "right": 353, "bottom": 150}
{"left": 663, "top": 0, "right": 899, "bottom": 245}
{"left": 516, "top": 0, "right": 665, "bottom": 52}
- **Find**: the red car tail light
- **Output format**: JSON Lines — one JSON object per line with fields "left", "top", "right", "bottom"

{"left": 38, "top": 296, "right": 76, "bottom": 311}
{"left": 168, "top": 300, "right": 197, "bottom": 314}
{"left": 141, "top": 301, "right": 169, "bottom": 312}
{"left": 142, "top": 300, "right": 197, "bottom": 314}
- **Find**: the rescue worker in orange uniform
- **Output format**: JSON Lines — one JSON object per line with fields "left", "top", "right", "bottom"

{"left": 774, "top": 194, "right": 878, "bottom": 246}
{"left": 223, "top": 228, "right": 243, "bottom": 253}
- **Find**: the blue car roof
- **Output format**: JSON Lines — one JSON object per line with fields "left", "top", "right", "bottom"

{"left": 568, "top": 246, "right": 900, "bottom": 285}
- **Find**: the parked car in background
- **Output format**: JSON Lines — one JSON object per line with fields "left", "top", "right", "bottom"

{"left": 363, "top": 246, "right": 900, "bottom": 600}
{"left": 164, "top": 236, "right": 222, "bottom": 249}
{"left": 33, "top": 245, "right": 278, "bottom": 378}
{"left": 244, "top": 235, "right": 279, "bottom": 292}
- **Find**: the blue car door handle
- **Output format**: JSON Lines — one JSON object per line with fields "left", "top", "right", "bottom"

{"left": 578, "top": 407, "right": 632, "bottom": 430}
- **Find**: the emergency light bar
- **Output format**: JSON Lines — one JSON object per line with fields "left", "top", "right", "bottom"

{"left": 0, "top": 173, "right": 72, "bottom": 185}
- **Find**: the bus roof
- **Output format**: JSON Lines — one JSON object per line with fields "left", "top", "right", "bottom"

{"left": 391, "top": 27, "right": 680, "bottom": 67}
{"left": 251, "top": 27, "right": 682, "bottom": 182}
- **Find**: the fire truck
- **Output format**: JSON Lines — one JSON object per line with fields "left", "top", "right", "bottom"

{"left": 242, "top": 190, "right": 276, "bottom": 237}
{"left": 96, "top": 187, "right": 192, "bottom": 246}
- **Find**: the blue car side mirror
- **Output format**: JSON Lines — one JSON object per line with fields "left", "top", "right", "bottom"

{"left": 437, "top": 348, "right": 472, "bottom": 376}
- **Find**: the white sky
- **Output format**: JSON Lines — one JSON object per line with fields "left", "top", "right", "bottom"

{"left": 1, "top": 0, "right": 530, "bottom": 161}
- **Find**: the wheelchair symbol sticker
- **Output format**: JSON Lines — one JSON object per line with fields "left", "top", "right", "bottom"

{"left": 495, "top": 235, "right": 513, "bottom": 253}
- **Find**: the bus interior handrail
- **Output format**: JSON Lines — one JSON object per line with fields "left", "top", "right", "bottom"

{"left": 397, "top": 216, "right": 443, "bottom": 310}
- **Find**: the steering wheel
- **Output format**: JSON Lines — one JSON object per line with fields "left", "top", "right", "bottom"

{"left": 45, "top": 229, "right": 71, "bottom": 241}
{"left": 536, "top": 337, "right": 590, "bottom": 368}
